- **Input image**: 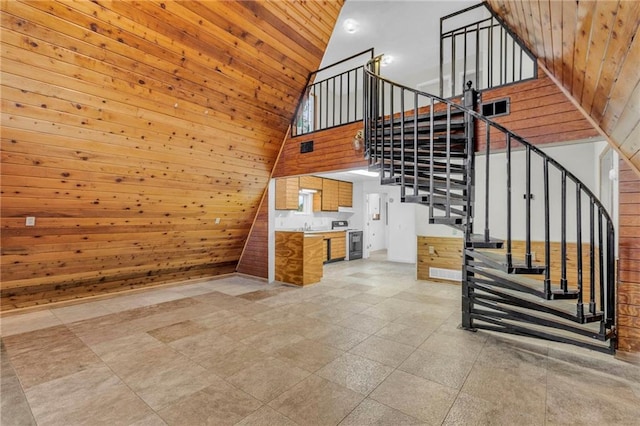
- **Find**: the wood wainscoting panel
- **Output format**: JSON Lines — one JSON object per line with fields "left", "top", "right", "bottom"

{"left": 417, "top": 236, "right": 602, "bottom": 303}
{"left": 0, "top": 1, "right": 341, "bottom": 310}
{"left": 618, "top": 159, "right": 640, "bottom": 352}
{"left": 417, "top": 237, "right": 464, "bottom": 284}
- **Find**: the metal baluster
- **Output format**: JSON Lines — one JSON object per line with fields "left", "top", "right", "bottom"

{"left": 439, "top": 18, "right": 444, "bottom": 97}
{"left": 598, "top": 210, "right": 604, "bottom": 312}
{"left": 500, "top": 26, "right": 504, "bottom": 86}
{"left": 511, "top": 37, "right": 516, "bottom": 83}
{"left": 451, "top": 35, "right": 456, "bottom": 97}
{"left": 429, "top": 97, "right": 435, "bottom": 219}
{"left": 390, "top": 86, "right": 395, "bottom": 178}
{"left": 414, "top": 91, "right": 419, "bottom": 196}
{"left": 576, "top": 185, "right": 584, "bottom": 320}
{"left": 525, "top": 145, "right": 532, "bottom": 268}
{"left": 332, "top": 77, "right": 336, "bottom": 127}
{"left": 354, "top": 68, "right": 359, "bottom": 120}
{"left": 560, "top": 170, "right": 568, "bottom": 292}
{"left": 363, "top": 72, "right": 368, "bottom": 159}
{"left": 484, "top": 122, "right": 490, "bottom": 242}
{"left": 400, "top": 89, "right": 406, "bottom": 199}
{"left": 506, "top": 133, "right": 512, "bottom": 268}
{"left": 544, "top": 157, "right": 551, "bottom": 298}
{"left": 475, "top": 23, "right": 480, "bottom": 90}
{"left": 446, "top": 104, "right": 452, "bottom": 216}
{"left": 463, "top": 28, "right": 468, "bottom": 93}
{"left": 347, "top": 71, "right": 351, "bottom": 123}
{"left": 381, "top": 81, "right": 386, "bottom": 180}
{"left": 589, "top": 200, "right": 596, "bottom": 314}
{"left": 489, "top": 19, "right": 493, "bottom": 88}
{"left": 339, "top": 74, "right": 343, "bottom": 125}
{"left": 324, "top": 80, "right": 328, "bottom": 129}
{"left": 606, "top": 223, "right": 615, "bottom": 325}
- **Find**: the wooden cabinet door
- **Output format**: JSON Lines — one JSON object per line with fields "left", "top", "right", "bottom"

{"left": 275, "top": 177, "right": 299, "bottom": 210}
{"left": 321, "top": 179, "right": 339, "bottom": 211}
{"left": 313, "top": 191, "right": 322, "bottom": 212}
{"left": 330, "top": 233, "right": 346, "bottom": 259}
{"left": 338, "top": 181, "right": 353, "bottom": 207}
{"left": 299, "top": 175, "right": 323, "bottom": 190}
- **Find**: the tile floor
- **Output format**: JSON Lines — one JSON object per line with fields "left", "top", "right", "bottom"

{"left": 1, "top": 253, "right": 639, "bottom": 425}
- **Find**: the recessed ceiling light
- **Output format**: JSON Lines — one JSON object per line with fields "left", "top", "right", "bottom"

{"left": 381, "top": 55, "right": 394, "bottom": 67}
{"left": 343, "top": 18, "right": 360, "bottom": 34}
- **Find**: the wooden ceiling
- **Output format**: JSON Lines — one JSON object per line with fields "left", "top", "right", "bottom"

{"left": 487, "top": 0, "right": 640, "bottom": 175}
{"left": 0, "top": 0, "right": 342, "bottom": 309}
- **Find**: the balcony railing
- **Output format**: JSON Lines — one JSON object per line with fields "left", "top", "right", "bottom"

{"left": 440, "top": 3, "right": 537, "bottom": 98}
{"left": 291, "top": 48, "right": 374, "bottom": 137}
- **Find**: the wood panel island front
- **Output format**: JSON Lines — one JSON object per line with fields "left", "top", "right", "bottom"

{"left": 275, "top": 230, "right": 346, "bottom": 286}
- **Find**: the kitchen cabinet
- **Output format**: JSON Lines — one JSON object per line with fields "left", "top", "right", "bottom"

{"left": 339, "top": 181, "right": 353, "bottom": 207}
{"left": 275, "top": 232, "right": 323, "bottom": 286}
{"left": 321, "top": 231, "right": 346, "bottom": 262}
{"left": 275, "top": 176, "right": 351, "bottom": 212}
{"left": 299, "top": 175, "right": 323, "bottom": 190}
{"left": 275, "top": 177, "right": 299, "bottom": 210}
{"left": 321, "top": 179, "right": 339, "bottom": 211}
{"left": 313, "top": 192, "right": 322, "bottom": 212}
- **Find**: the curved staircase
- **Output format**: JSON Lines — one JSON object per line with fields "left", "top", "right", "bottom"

{"left": 364, "top": 56, "right": 616, "bottom": 353}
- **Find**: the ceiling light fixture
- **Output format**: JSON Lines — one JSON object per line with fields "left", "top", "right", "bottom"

{"left": 349, "top": 169, "right": 379, "bottom": 178}
{"left": 342, "top": 18, "right": 360, "bottom": 34}
{"left": 381, "top": 55, "right": 394, "bottom": 67}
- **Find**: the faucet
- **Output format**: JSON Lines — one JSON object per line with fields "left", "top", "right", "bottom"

{"left": 304, "top": 222, "right": 309, "bottom": 231}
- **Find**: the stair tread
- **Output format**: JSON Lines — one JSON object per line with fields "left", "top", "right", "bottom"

{"left": 467, "top": 235, "right": 504, "bottom": 249}
{"left": 470, "top": 249, "right": 546, "bottom": 274}
{"left": 468, "top": 266, "right": 604, "bottom": 323}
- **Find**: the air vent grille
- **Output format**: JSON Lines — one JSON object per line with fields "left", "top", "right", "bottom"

{"left": 429, "top": 267, "right": 462, "bottom": 282}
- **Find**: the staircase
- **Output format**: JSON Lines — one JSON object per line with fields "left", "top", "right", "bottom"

{"left": 364, "top": 56, "right": 617, "bottom": 353}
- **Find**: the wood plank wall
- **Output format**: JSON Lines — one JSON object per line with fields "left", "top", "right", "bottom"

{"left": 236, "top": 189, "right": 269, "bottom": 279}
{"left": 476, "top": 66, "right": 600, "bottom": 151}
{"left": 0, "top": 0, "right": 341, "bottom": 310}
{"left": 272, "top": 121, "right": 368, "bottom": 178}
{"left": 618, "top": 160, "right": 640, "bottom": 352}
{"left": 487, "top": 0, "right": 640, "bottom": 174}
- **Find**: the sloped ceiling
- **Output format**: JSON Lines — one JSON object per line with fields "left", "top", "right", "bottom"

{"left": 487, "top": 0, "right": 640, "bottom": 175}
{"left": 0, "top": 0, "right": 342, "bottom": 308}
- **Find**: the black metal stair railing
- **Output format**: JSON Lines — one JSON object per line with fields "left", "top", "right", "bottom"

{"left": 364, "top": 55, "right": 616, "bottom": 352}
{"left": 291, "top": 48, "right": 374, "bottom": 137}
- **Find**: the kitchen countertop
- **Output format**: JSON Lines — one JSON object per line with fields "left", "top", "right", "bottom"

{"left": 275, "top": 229, "right": 342, "bottom": 234}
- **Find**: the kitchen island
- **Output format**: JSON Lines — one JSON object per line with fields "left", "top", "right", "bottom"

{"left": 274, "top": 231, "right": 324, "bottom": 286}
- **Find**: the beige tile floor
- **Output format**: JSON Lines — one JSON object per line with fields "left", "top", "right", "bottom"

{"left": 1, "top": 252, "right": 639, "bottom": 425}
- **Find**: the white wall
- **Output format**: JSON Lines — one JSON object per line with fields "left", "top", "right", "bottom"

{"left": 387, "top": 192, "right": 417, "bottom": 263}
{"left": 416, "top": 140, "right": 611, "bottom": 243}
{"left": 362, "top": 181, "right": 417, "bottom": 263}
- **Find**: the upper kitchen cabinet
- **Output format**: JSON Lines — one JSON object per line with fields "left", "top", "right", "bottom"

{"left": 299, "top": 176, "right": 323, "bottom": 191}
{"left": 321, "top": 179, "right": 340, "bottom": 211}
{"left": 339, "top": 181, "right": 353, "bottom": 207}
{"left": 275, "top": 177, "right": 299, "bottom": 210}
{"left": 275, "top": 176, "right": 352, "bottom": 212}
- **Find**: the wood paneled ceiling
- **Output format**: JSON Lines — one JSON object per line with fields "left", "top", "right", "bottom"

{"left": 487, "top": 0, "right": 640, "bottom": 175}
{"left": 0, "top": 0, "right": 342, "bottom": 309}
